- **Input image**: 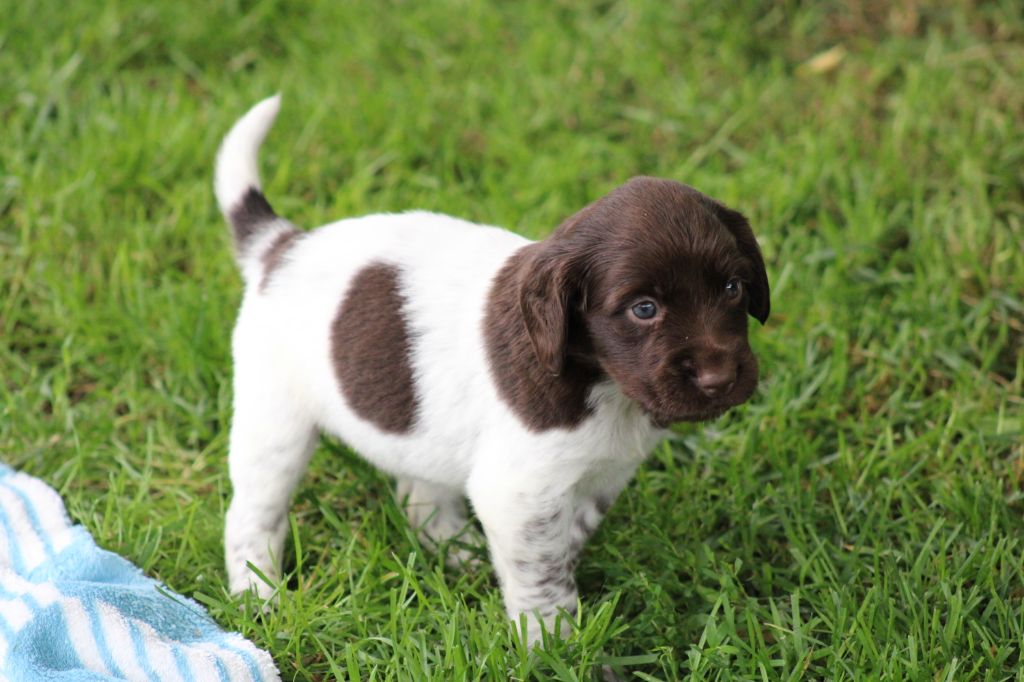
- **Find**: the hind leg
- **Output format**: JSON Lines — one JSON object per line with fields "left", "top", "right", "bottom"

{"left": 396, "top": 478, "right": 481, "bottom": 567}
{"left": 224, "top": 384, "right": 318, "bottom": 598}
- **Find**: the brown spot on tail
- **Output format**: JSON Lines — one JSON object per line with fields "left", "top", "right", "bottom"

{"left": 330, "top": 262, "right": 419, "bottom": 434}
{"left": 229, "top": 188, "right": 277, "bottom": 254}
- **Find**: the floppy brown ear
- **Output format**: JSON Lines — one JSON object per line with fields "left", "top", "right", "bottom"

{"left": 710, "top": 202, "right": 770, "bottom": 324}
{"left": 518, "top": 250, "right": 575, "bottom": 376}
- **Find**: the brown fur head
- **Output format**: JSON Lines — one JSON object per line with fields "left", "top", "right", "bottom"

{"left": 517, "top": 177, "right": 769, "bottom": 427}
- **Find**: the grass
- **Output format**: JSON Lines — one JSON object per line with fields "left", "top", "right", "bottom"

{"left": 2, "top": 0, "right": 1022, "bottom": 679}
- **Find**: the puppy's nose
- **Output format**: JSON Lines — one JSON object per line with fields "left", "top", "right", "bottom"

{"left": 694, "top": 366, "right": 736, "bottom": 397}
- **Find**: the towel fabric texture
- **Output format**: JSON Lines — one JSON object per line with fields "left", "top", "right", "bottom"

{"left": 0, "top": 464, "right": 280, "bottom": 681}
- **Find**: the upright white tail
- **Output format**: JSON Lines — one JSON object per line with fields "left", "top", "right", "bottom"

{"left": 214, "top": 95, "right": 289, "bottom": 260}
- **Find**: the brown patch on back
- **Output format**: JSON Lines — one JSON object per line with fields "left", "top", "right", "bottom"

{"left": 259, "top": 230, "right": 303, "bottom": 291}
{"left": 331, "top": 262, "right": 418, "bottom": 434}
{"left": 484, "top": 246, "right": 602, "bottom": 432}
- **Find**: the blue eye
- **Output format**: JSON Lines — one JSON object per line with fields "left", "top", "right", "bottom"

{"left": 631, "top": 301, "right": 658, "bottom": 320}
{"left": 725, "top": 278, "right": 742, "bottom": 299}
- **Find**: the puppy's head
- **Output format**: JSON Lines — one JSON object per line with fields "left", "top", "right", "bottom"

{"left": 520, "top": 177, "right": 769, "bottom": 426}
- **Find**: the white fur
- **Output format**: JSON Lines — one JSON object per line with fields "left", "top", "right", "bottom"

{"left": 214, "top": 94, "right": 280, "bottom": 215}
{"left": 218, "top": 98, "right": 667, "bottom": 643}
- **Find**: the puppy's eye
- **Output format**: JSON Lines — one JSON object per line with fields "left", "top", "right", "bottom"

{"left": 631, "top": 301, "right": 658, "bottom": 320}
{"left": 724, "top": 278, "right": 743, "bottom": 299}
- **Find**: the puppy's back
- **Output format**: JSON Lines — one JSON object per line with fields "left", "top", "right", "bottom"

{"left": 218, "top": 97, "right": 537, "bottom": 485}
{"left": 234, "top": 208, "right": 528, "bottom": 484}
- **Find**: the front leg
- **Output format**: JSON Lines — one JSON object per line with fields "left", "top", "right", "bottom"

{"left": 569, "top": 492, "right": 614, "bottom": 556}
{"left": 568, "top": 462, "right": 637, "bottom": 555}
{"left": 468, "top": 446, "right": 641, "bottom": 644}
{"left": 395, "top": 477, "right": 482, "bottom": 567}
{"left": 469, "top": 480, "right": 580, "bottom": 643}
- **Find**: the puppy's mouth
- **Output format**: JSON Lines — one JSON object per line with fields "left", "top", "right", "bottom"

{"left": 641, "top": 361, "right": 758, "bottom": 428}
{"left": 644, "top": 403, "right": 733, "bottom": 429}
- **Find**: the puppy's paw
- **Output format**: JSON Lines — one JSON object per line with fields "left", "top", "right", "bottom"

{"left": 228, "top": 561, "right": 281, "bottom": 605}
{"left": 441, "top": 529, "right": 486, "bottom": 571}
{"left": 511, "top": 604, "right": 577, "bottom": 648}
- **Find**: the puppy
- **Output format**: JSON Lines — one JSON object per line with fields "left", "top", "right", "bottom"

{"left": 216, "top": 96, "right": 769, "bottom": 642}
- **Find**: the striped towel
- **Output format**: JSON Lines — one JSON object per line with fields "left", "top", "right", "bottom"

{"left": 0, "top": 464, "right": 280, "bottom": 681}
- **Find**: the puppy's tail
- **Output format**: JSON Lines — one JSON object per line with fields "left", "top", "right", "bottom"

{"left": 215, "top": 94, "right": 296, "bottom": 275}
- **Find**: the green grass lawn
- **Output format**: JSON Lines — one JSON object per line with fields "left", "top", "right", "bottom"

{"left": 2, "top": 1, "right": 1023, "bottom": 679}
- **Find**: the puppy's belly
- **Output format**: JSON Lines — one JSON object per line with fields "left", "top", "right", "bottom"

{"left": 317, "top": 410, "right": 478, "bottom": 488}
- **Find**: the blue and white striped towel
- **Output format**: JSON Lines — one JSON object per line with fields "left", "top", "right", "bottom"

{"left": 0, "top": 464, "right": 280, "bottom": 681}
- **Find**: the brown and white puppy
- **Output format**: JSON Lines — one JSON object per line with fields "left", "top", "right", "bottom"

{"left": 217, "top": 96, "right": 769, "bottom": 643}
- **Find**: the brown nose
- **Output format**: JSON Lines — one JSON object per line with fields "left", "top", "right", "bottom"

{"left": 694, "top": 366, "right": 736, "bottom": 397}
